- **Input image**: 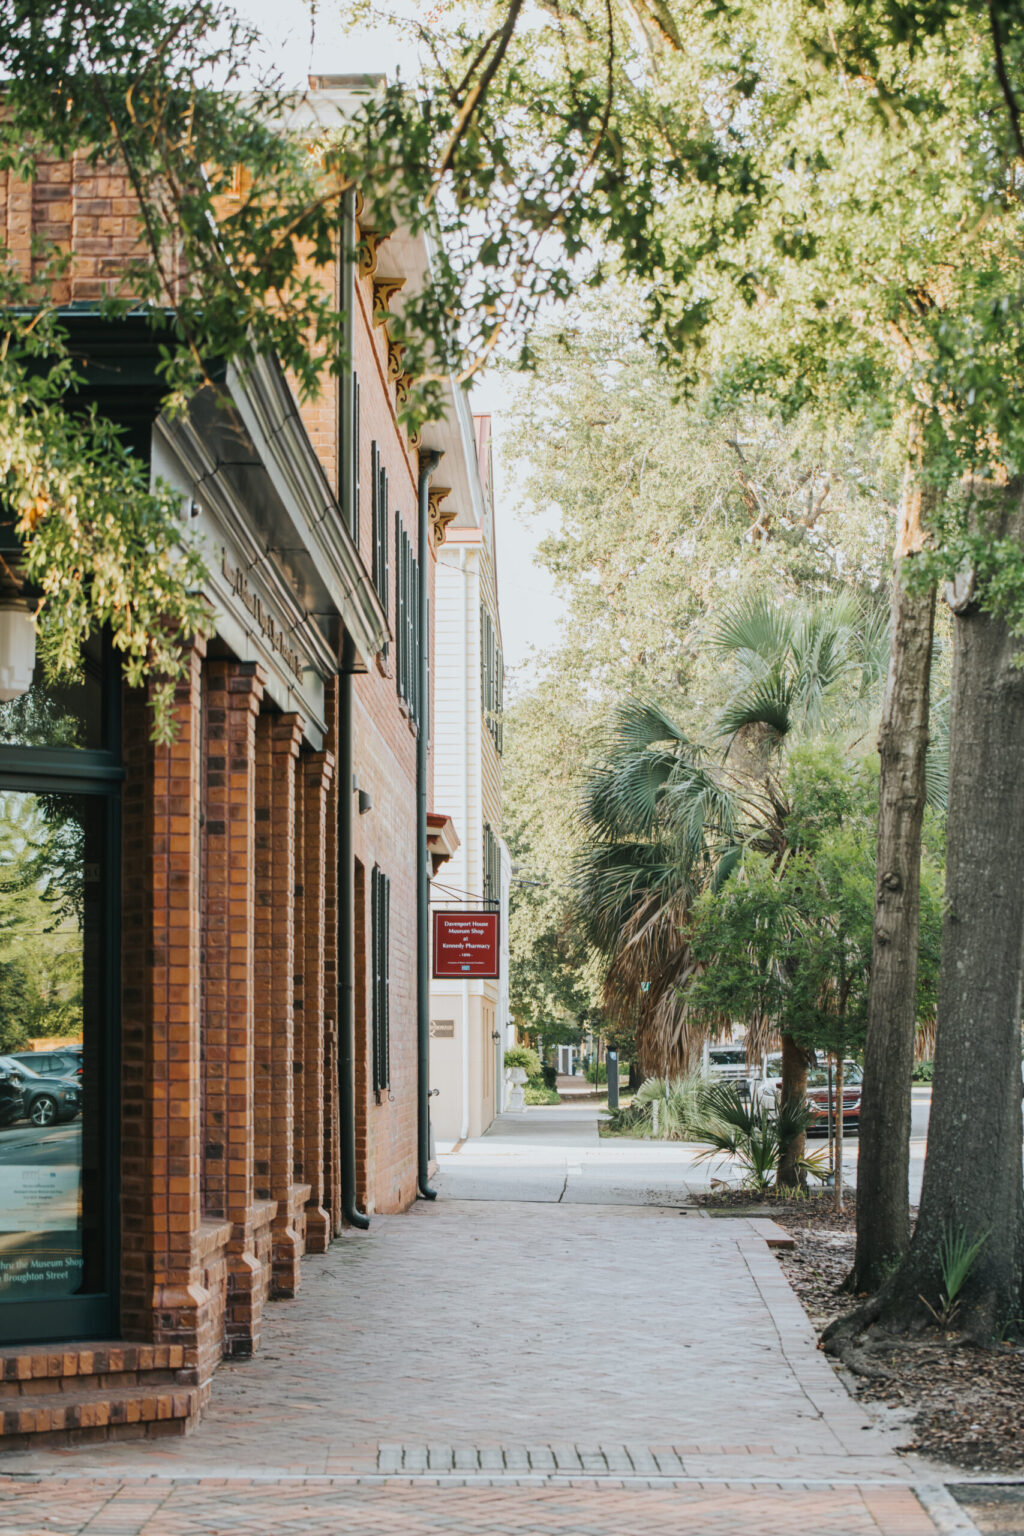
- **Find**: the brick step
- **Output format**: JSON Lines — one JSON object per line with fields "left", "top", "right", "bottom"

{"left": 0, "top": 1341, "right": 188, "bottom": 1385}
{"left": 1, "top": 1381, "right": 199, "bottom": 1445}
{"left": 0, "top": 1366, "right": 180, "bottom": 1399}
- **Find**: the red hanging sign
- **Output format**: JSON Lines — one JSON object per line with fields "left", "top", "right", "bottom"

{"left": 432, "top": 911, "right": 500, "bottom": 978}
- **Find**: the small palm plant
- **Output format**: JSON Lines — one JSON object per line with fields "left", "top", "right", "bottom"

{"left": 686, "top": 1082, "right": 826, "bottom": 1193}
{"left": 920, "top": 1225, "right": 990, "bottom": 1330}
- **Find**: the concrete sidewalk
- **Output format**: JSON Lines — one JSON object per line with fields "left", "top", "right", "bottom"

{"left": 0, "top": 1109, "right": 975, "bottom": 1535}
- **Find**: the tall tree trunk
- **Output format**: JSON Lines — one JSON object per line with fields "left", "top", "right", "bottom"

{"left": 777, "top": 1032, "right": 811, "bottom": 1187}
{"left": 835, "top": 481, "right": 1024, "bottom": 1342}
{"left": 851, "top": 494, "right": 936, "bottom": 1290}
{"left": 834, "top": 1053, "right": 844, "bottom": 1213}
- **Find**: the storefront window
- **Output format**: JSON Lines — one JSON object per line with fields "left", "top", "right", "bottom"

{"left": 0, "top": 626, "right": 119, "bottom": 1341}
{"left": 0, "top": 631, "right": 107, "bottom": 751}
{"left": 0, "top": 790, "right": 108, "bottom": 1304}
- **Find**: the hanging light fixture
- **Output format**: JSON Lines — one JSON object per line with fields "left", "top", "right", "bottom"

{"left": 0, "top": 596, "right": 36, "bottom": 702}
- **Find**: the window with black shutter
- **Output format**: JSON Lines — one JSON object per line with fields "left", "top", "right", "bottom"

{"left": 371, "top": 865, "right": 391, "bottom": 1094}
{"left": 480, "top": 605, "right": 504, "bottom": 755}
{"left": 371, "top": 440, "right": 389, "bottom": 614}
{"left": 394, "top": 512, "right": 423, "bottom": 730}
{"left": 352, "top": 373, "right": 361, "bottom": 545}
{"left": 483, "top": 823, "right": 500, "bottom": 907}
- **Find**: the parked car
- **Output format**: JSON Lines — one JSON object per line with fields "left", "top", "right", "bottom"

{"left": 9, "top": 1047, "right": 83, "bottom": 1081}
{"left": 0, "top": 1055, "right": 81, "bottom": 1128}
{"left": 805, "top": 1063, "right": 862, "bottom": 1136}
{"left": 751, "top": 1054, "right": 861, "bottom": 1134}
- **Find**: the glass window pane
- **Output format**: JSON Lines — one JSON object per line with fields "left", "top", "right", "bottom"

{"left": 0, "top": 790, "right": 107, "bottom": 1303}
{"left": 0, "top": 631, "right": 106, "bottom": 750}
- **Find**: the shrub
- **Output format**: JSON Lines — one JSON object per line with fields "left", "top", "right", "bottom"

{"left": 524, "top": 1083, "right": 560, "bottom": 1105}
{"left": 687, "top": 1083, "right": 826, "bottom": 1193}
{"left": 912, "top": 1060, "right": 935, "bottom": 1083}
{"left": 504, "top": 1044, "right": 542, "bottom": 1077}
{"left": 584, "top": 1061, "right": 607, "bottom": 1084}
{"left": 542, "top": 1063, "right": 558, "bottom": 1089}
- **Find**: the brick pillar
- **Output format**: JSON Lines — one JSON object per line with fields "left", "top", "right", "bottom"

{"left": 4, "top": 170, "right": 34, "bottom": 278}
{"left": 121, "top": 642, "right": 216, "bottom": 1384}
{"left": 292, "top": 763, "right": 306, "bottom": 1199}
{"left": 322, "top": 681, "right": 342, "bottom": 1237}
{"left": 203, "top": 659, "right": 265, "bottom": 1357}
{"left": 255, "top": 710, "right": 308, "bottom": 1298}
{"left": 299, "top": 750, "right": 334, "bottom": 1253}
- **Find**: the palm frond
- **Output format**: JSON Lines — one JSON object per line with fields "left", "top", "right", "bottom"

{"left": 925, "top": 690, "right": 949, "bottom": 813}
{"left": 711, "top": 594, "right": 795, "bottom": 662}
{"left": 715, "top": 672, "right": 793, "bottom": 743}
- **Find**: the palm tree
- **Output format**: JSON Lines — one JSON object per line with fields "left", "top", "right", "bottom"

{"left": 575, "top": 589, "right": 889, "bottom": 1180}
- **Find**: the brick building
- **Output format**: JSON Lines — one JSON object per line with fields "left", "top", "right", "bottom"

{"left": 0, "top": 82, "right": 473, "bottom": 1444}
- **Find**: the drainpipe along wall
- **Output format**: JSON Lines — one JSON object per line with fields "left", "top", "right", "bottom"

{"left": 417, "top": 448, "right": 442, "bottom": 1199}
{"left": 339, "top": 187, "right": 369, "bottom": 1229}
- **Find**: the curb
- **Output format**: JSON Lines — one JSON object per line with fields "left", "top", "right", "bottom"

{"left": 914, "top": 1483, "right": 984, "bottom": 1535}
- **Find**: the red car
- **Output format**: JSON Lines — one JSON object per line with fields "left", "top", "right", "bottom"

{"left": 805, "top": 1063, "right": 861, "bottom": 1136}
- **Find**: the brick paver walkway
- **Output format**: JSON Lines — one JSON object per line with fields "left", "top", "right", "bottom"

{"left": 0, "top": 1112, "right": 976, "bottom": 1534}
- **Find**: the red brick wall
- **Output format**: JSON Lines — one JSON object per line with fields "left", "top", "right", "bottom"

{"left": 202, "top": 659, "right": 266, "bottom": 1358}
{"left": 121, "top": 643, "right": 225, "bottom": 1397}
{"left": 254, "top": 711, "right": 308, "bottom": 1298}
{"left": 344, "top": 259, "right": 434, "bottom": 1217}
{"left": 0, "top": 156, "right": 179, "bottom": 302}
{"left": 5, "top": 149, "right": 440, "bottom": 1428}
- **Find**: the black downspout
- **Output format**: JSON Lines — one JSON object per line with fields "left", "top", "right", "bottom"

{"left": 339, "top": 187, "right": 369, "bottom": 1230}
{"left": 417, "top": 448, "right": 442, "bottom": 1199}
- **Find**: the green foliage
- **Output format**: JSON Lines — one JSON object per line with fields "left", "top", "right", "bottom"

{"left": 584, "top": 1060, "right": 615, "bottom": 1084}
{"left": 912, "top": 1060, "right": 935, "bottom": 1083}
{"left": 684, "top": 745, "right": 944, "bottom": 1063}
{"left": 921, "top": 1225, "right": 991, "bottom": 1330}
{"left": 504, "top": 1044, "right": 542, "bottom": 1076}
{"left": 523, "top": 1082, "right": 561, "bottom": 1105}
{"left": 573, "top": 598, "right": 905, "bottom": 1073}
{"left": 8, "top": 0, "right": 1024, "bottom": 723}
{"left": 687, "top": 1083, "right": 827, "bottom": 1194}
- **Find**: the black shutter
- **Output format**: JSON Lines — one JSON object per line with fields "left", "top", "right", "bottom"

{"left": 372, "top": 866, "right": 391, "bottom": 1093}
{"left": 353, "top": 374, "right": 361, "bottom": 545}
{"left": 395, "top": 513, "right": 404, "bottom": 703}
{"left": 411, "top": 543, "right": 420, "bottom": 727}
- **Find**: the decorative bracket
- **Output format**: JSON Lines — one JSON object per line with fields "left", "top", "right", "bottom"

{"left": 373, "top": 276, "right": 405, "bottom": 327}
{"left": 357, "top": 227, "right": 389, "bottom": 279}
{"left": 427, "top": 486, "right": 457, "bottom": 549}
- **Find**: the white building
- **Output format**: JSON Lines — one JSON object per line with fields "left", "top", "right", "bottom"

{"left": 429, "top": 414, "right": 512, "bottom": 1144}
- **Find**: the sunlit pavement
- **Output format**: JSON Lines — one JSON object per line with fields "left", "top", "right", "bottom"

{"left": 1, "top": 1090, "right": 979, "bottom": 1536}
{"left": 435, "top": 1092, "right": 933, "bottom": 1206}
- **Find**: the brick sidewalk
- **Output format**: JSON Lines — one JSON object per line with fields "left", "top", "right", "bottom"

{"left": 0, "top": 1196, "right": 967, "bottom": 1533}
{"left": 0, "top": 1475, "right": 943, "bottom": 1535}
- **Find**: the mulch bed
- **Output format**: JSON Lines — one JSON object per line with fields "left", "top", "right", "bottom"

{"left": 694, "top": 1188, "right": 1024, "bottom": 1474}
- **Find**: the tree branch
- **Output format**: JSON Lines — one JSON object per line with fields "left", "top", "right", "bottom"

{"left": 987, "top": 0, "right": 1024, "bottom": 161}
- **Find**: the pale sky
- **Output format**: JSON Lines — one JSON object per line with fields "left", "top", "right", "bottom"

{"left": 229, "top": 0, "right": 567, "bottom": 673}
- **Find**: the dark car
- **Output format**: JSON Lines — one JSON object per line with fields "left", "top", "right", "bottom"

{"left": 9, "top": 1048, "right": 83, "bottom": 1081}
{"left": 805, "top": 1063, "right": 862, "bottom": 1136}
{"left": 0, "top": 1055, "right": 81, "bottom": 1128}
